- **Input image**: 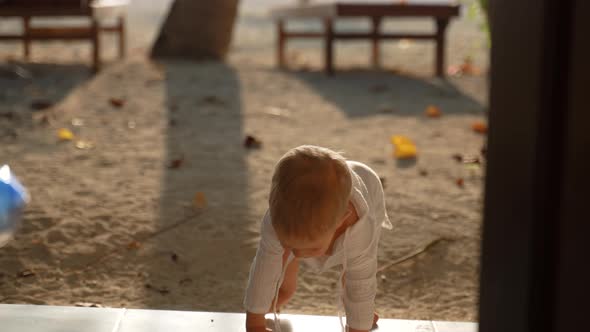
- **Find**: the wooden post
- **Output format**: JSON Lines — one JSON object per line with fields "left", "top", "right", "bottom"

{"left": 91, "top": 19, "right": 100, "bottom": 72}
{"left": 435, "top": 18, "right": 449, "bottom": 77}
{"left": 118, "top": 16, "right": 126, "bottom": 59}
{"left": 23, "top": 16, "right": 31, "bottom": 59}
{"left": 371, "top": 16, "right": 382, "bottom": 68}
{"left": 277, "top": 19, "right": 286, "bottom": 69}
{"left": 324, "top": 18, "right": 334, "bottom": 75}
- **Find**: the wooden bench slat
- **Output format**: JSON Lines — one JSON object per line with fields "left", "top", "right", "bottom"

{"left": 336, "top": 4, "right": 461, "bottom": 18}
{"left": 28, "top": 27, "right": 93, "bottom": 39}
{"left": 284, "top": 32, "right": 437, "bottom": 40}
{"left": 271, "top": 3, "right": 460, "bottom": 19}
{"left": 0, "top": 7, "right": 91, "bottom": 16}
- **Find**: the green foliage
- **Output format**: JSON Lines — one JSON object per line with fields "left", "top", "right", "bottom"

{"left": 464, "top": 0, "right": 490, "bottom": 47}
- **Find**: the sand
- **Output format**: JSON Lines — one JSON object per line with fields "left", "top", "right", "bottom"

{"left": 0, "top": 0, "right": 487, "bottom": 322}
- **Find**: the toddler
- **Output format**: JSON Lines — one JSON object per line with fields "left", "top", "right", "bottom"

{"left": 244, "top": 145, "right": 392, "bottom": 332}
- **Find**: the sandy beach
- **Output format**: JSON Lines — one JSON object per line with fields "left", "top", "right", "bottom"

{"left": 0, "top": 0, "right": 488, "bottom": 322}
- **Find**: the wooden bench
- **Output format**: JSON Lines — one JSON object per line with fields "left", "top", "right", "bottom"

{"left": 271, "top": 1, "right": 461, "bottom": 76}
{"left": 0, "top": 0, "right": 128, "bottom": 71}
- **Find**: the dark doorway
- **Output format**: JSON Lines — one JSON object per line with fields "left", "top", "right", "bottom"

{"left": 479, "top": 1, "right": 589, "bottom": 332}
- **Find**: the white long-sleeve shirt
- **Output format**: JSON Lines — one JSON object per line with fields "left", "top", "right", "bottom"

{"left": 244, "top": 161, "right": 392, "bottom": 331}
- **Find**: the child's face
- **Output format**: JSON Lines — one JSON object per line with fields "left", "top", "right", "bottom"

{"left": 279, "top": 204, "right": 352, "bottom": 258}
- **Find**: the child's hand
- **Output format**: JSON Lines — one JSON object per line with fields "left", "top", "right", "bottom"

{"left": 246, "top": 327, "right": 271, "bottom": 332}
{"left": 246, "top": 311, "right": 270, "bottom": 332}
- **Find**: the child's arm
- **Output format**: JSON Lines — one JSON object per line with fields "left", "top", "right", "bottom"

{"left": 343, "top": 255, "right": 378, "bottom": 331}
{"left": 342, "top": 230, "right": 379, "bottom": 331}
{"left": 244, "top": 211, "right": 286, "bottom": 330}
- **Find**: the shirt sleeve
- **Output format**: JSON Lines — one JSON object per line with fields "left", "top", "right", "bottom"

{"left": 244, "top": 210, "right": 285, "bottom": 314}
{"left": 343, "top": 243, "right": 378, "bottom": 330}
{"left": 373, "top": 176, "right": 393, "bottom": 230}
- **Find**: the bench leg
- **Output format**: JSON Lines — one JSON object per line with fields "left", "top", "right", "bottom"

{"left": 324, "top": 18, "right": 334, "bottom": 75}
{"left": 91, "top": 19, "right": 100, "bottom": 72}
{"left": 371, "top": 16, "right": 382, "bottom": 68}
{"left": 435, "top": 18, "right": 450, "bottom": 78}
{"left": 277, "top": 20, "right": 286, "bottom": 69}
{"left": 118, "top": 16, "right": 126, "bottom": 59}
{"left": 23, "top": 16, "right": 31, "bottom": 59}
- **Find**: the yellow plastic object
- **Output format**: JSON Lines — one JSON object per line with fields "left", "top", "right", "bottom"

{"left": 391, "top": 135, "right": 418, "bottom": 159}
{"left": 57, "top": 128, "right": 74, "bottom": 141}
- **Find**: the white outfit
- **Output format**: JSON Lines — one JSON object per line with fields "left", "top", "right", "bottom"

{"left": 244, "top": 161, "right": 393, "bottom": 331}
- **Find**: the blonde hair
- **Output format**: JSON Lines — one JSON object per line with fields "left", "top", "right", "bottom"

{"left": 269, "top": 145, "right": 352, "bottom": 242}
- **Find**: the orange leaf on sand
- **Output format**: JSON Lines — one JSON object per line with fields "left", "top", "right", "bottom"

{"left": 448, "top": 57, "right": 480, "bottom": 76}
{"left": 460, "top": 57, "right": 480, "bottom": 75}
{"left": 456, "top": 178, "right": 465, "bottom": 188}
{"left": 127, "top": 241, "right": 142, "bottom": 250}
{"left": 425, "top": 105, "right": 442, "bottom": 118}
{"left": 58, "top": 128, "right": 74, "bottom": 141}
{"left": 194, "top": 192, "right": 207, "bottom": 209}
{"left": 109, "top": 98, "right": 126, "bottom": 108}
{"left": 472, "top": 122, "right": 488, "bottom": 134}
{"left": 391, "top": 135, "right": 418, "bottom": 159}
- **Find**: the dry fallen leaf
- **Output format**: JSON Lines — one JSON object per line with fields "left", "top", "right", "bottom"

{"left": 38, "top": 114, "right": 51, "bottom": 126}
{"left": 448, "top": 57, "right": 481, "bottom": 76}
{"left": 145, "top": 283, "right": 170, "bottom": 295}
{"left": 168, "top": 156, "right": 185, "bottom": 169}
{"left": 456, "top": 178, "right": 465, "bottom": 188}
{"left": 17, "top": 269, "right": 35, "bottom": 278}
{"left": 57, "top": 128, "right": 74, "bottom": 141}
{"left": 202, "top": 95, "right": 225, "bottom": 105}
{"left": 194, "top": 192, "right": 207, "bottom": 209}
{"left": 75, "top": 140, "right": 94, "bottom": 150}
{"left": 71, "top": 118, "right": 84, "bottom": 127}
{"left": 472, "top": 122, "right": 488, "bottom": 134}
{"left": 460, "top": 57, "right": 480, "bottom": 75}
{"left": 127, "top": 241, "right": 142, "bottom": 250}
{"left": 463, "top": 156, "right": 481, "bottom": 165}
{"left": 30, "top": 100, "right": 53, "bottom": 111}
{"left": 425, "top": 105, "right": 442, "bottom": 118}
{"left": 109, "top": 98, "right": 126, "bottom": 108}
{"left": 264, "top": 107, "right": 291, "bottom": 118}
{"left": 244, "top": 135, "right": 262, "bottom": 149}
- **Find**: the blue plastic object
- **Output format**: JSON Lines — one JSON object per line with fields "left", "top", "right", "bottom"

{"left": 0, "top": 165, "right": 29, "bottom": 247}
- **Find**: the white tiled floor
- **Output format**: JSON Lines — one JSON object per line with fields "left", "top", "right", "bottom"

{"left": 0, "top": 304, "right": 478, "bottom": 332}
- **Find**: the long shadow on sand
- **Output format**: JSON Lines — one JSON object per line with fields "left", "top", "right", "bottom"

{"left": 0, "top": 61, "right": 92, "bottom": 152}
{"left": 284, "top": 69, "right": 485, "bottom": 118}
{"left": 144, "top": 60, "right": 254, "bottom": 314}
{"left": 0, "top": 61, "right": 92, "bottom": 117}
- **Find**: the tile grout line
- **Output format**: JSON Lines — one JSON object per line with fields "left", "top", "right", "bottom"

{"left": 111, "top": 308, "right": 127, "bottom": 332}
